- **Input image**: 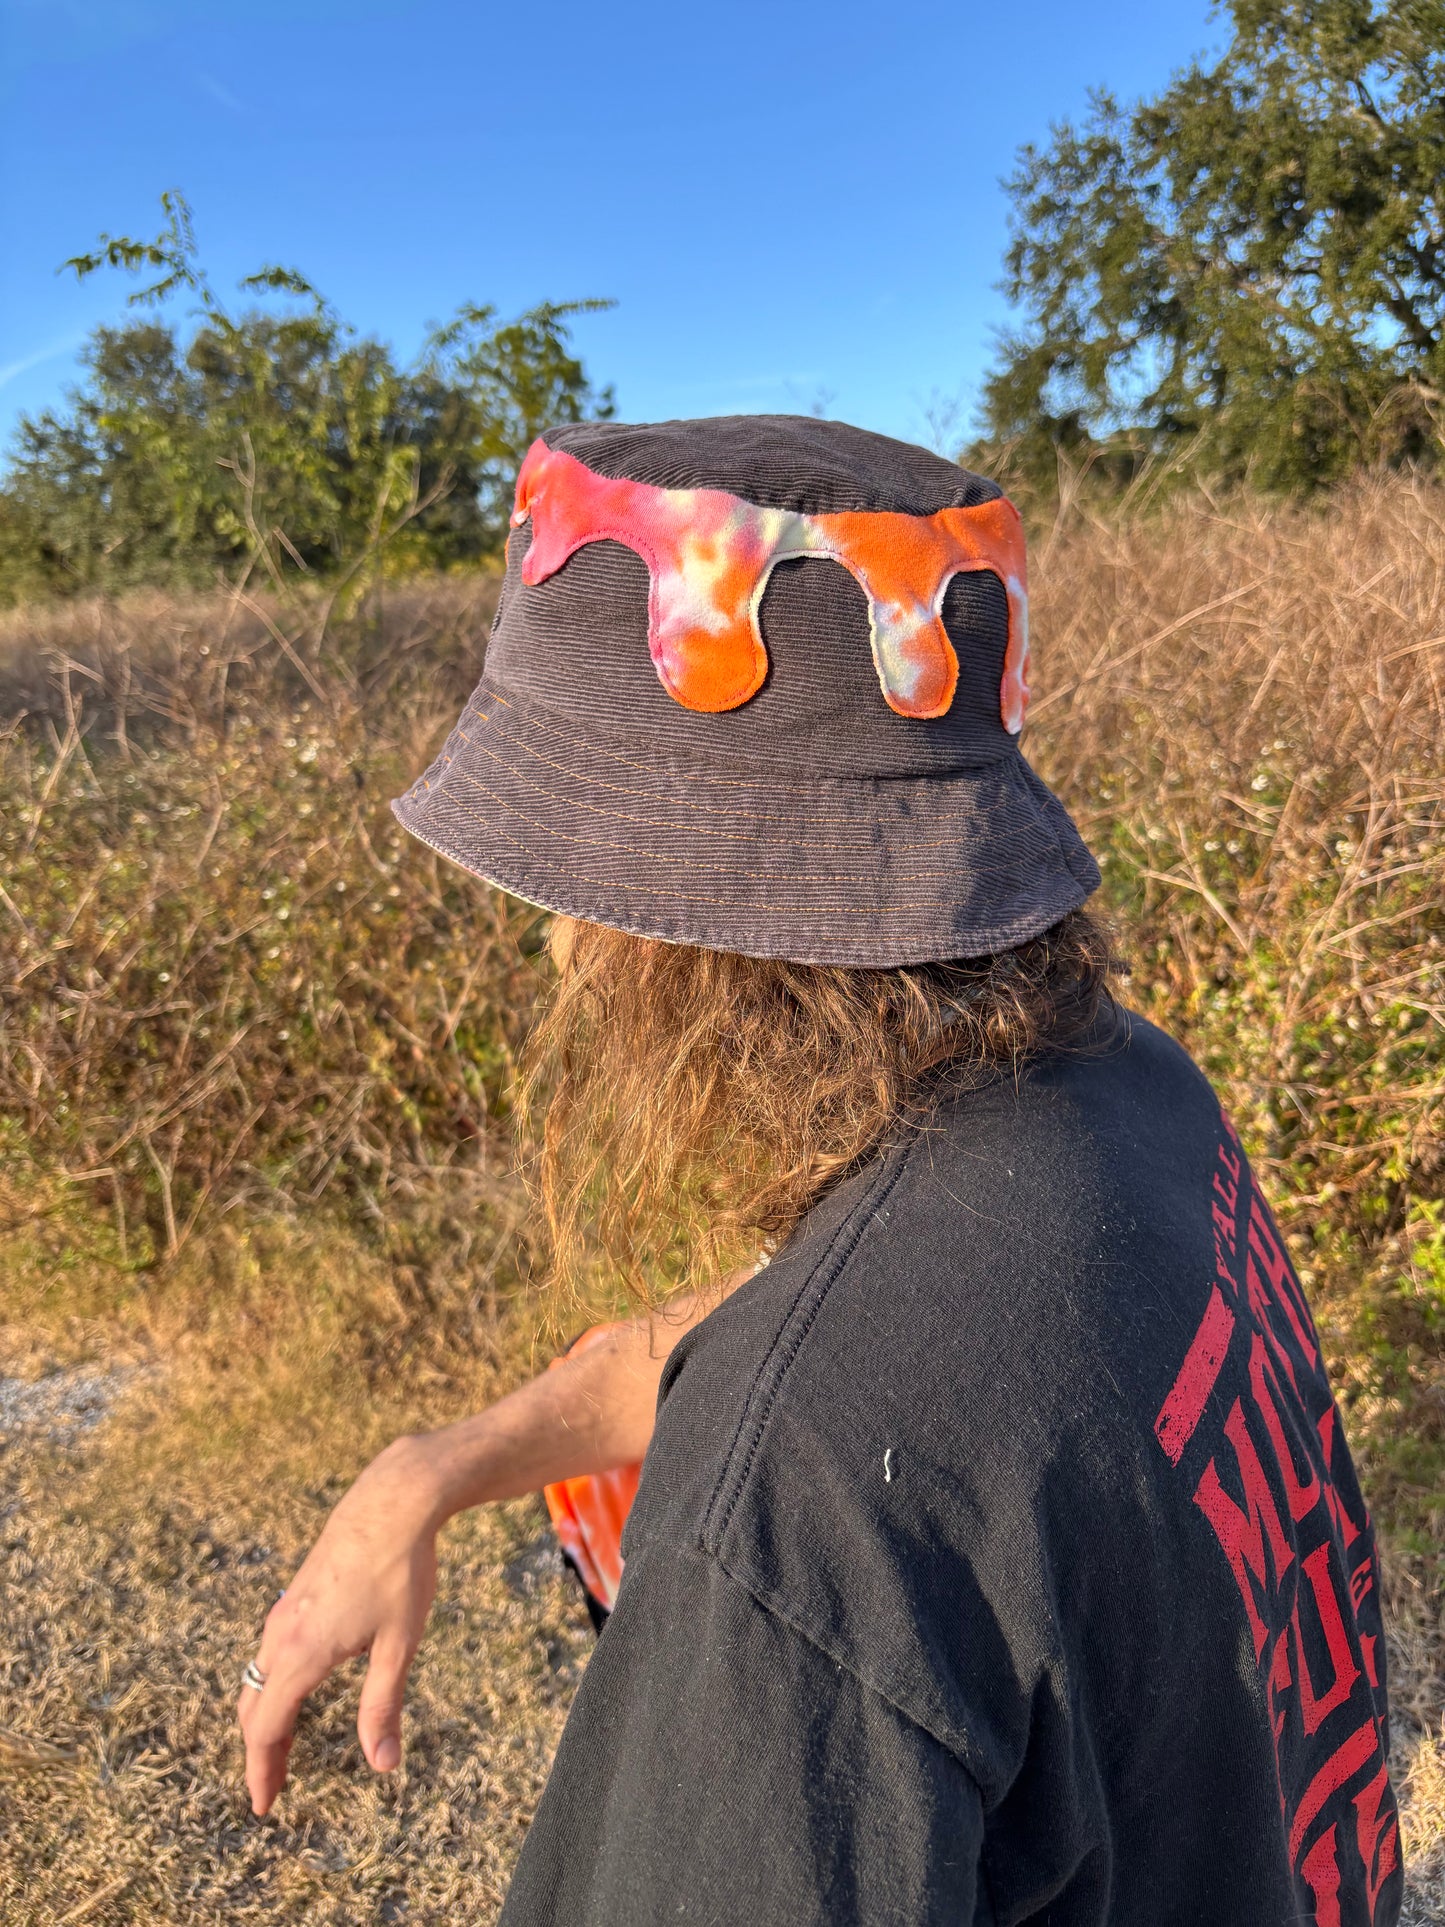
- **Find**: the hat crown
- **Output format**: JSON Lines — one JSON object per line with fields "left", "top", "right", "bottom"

{"left": 394, "top": 419, "right": 1097, "bottom": 963}
{"left": 543, "top": 414, "right": 1003, "bottom": 517}
{"left": 488, "top": 415, "right": 1031, "bottom": 777}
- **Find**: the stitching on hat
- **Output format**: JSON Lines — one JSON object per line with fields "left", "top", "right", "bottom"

{"left": 479, "top": 688, "right": 1018, "bottom": 799}
{"left": 419, "top": 807, "right": 1086, "bottom": 934}
{"left": 409, "top": 693, "right": 1083, "bottom": 887}
{"left": 454, "top": 711, "right": 1048, "bottom": 858}
{"left": 491, "top": 705, "right": 1010, "bottom": 805}
{"left": 448, "top": 752, "right": 1017, "bottom": 859}
{"left": 452, "top": 712, "right": 1006, "bottom": 849}
{"left": 394, "top": 802, "right": 1090, "bottom": 952}
{"left": 481, "top": 690, "right": 829, "bottom": 799}
{"left": 434, "top": 765, "right": 1049, "bottom": 887}
{"left": 424, "top": 806, "right": 1004, "bottom": 914}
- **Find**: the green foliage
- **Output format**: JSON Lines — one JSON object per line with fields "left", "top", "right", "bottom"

{"left": 980, "top": 0, "right": 1445, "bottom": 492}
{"left": 2, "top": 472, "right": 1442, "bottom": 1549}
{"left": 0, "top": 579, "right": 541, "bottom": 1274}
{"left": 0, "top": 192, "right": 614, "bottom": 604}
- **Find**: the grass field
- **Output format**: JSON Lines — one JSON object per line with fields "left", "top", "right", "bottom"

{"left": 2, "top": 476, "right": 1443, "bottom": 1921}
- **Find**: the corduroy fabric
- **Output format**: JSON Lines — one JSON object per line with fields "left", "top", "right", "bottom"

{"left": 393, "top": 681, "right": 1097, "bottom": 966}
{"left": 486, "top": 523, "right": 1017, "bottom": 776}
{"left": 541, "top": 415, "right": 1004, "bottom": 515}
{"left": 393, "top": 415, "right": 1100, "bottom": 963}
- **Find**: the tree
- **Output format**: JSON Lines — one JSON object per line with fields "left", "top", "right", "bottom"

{"left": 0, "top": 192, "right": 615, "bottom": 603}
{"left": 979, "top": 0, "right": 1445, "bottom": 492}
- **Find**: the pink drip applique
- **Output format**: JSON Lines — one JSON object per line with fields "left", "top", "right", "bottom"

{"left": 511, "top": 440, "right": 1031, "bottom": 731}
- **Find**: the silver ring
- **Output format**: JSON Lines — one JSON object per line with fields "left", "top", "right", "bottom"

{"left": 241, "top": 1660, "right": 267, "bottom": 1694}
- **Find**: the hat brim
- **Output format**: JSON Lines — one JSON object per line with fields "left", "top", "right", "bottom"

{"left": 391, "top": 681, "right": 1100, "bottom": 967}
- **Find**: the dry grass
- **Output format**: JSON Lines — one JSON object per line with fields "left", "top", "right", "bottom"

{"left": 0, "top": 1377, "right": 593, "bottom": 1923}
{"left": 1, "top": 475, "right": 1443, "bottom": 1920}
{"left": 0, "top": 575, "right": 539, "bottom": 1286}
{"left": 1027, "top": 472, "right": 1445, "bottom": 1558}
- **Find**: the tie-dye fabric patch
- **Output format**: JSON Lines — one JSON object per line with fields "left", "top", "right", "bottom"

{"left": 511, "top": 441, "right": 1031, "bottom": 731}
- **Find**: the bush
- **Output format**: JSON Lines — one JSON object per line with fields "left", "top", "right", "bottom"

{"left": 0, "top": 193, "right": 614, "bottom": 604}
{"left": 0, "top": 576, "right": 539, "bottom": 1289}
{"left": 1, "top": 474, "right": 1442, "bottom": 1552}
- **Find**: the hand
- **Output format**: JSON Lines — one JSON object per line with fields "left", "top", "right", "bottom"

{"left": 237, "top": 1437, "right": 445, "bottom": 1816}
{"left": 233, "top": 1288, "right": 726, "bottom": 1816}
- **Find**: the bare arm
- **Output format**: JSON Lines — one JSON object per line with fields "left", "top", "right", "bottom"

{"left": 411, "top": 1291, "right": 710, "bottom": 1521}
{"left": 237, "top": 1279, "right": 738, "bottom": 1815}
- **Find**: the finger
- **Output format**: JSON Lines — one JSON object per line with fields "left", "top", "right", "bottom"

{"left": 233, "top": 1601, "right": 290, "bottom": 1810}
{"left": 241, "top": 1677, "right": 308, "bottom": 1817}
{"left": 240, "top": 1710, "right": 294, "bottom": 1818}
{"left": 356, "top": 1628, "right": 416, "bottom": 1774}
{"left": 237, "top": 1680, "right": 296, "bottom": 1817}
{"left": 240, "top": 1642, "right": 336, "bottom": 1817}
{"left": 251, "top": 1589, "right": 296, "bottom": 1677}
{"left": 234, "top": 1597, "right": 291, "bottom": 1755}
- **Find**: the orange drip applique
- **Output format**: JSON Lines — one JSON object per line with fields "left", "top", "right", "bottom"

{"left": 511, "top": 440, "right": 1032, "bottom": 731}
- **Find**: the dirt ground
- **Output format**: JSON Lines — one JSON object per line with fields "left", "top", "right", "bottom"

{"left": 0, "top": 1354, "right": 594, "bottom": 1924}
{"left": 0, "top": 1348, "right": 1439, "bottom": 1925}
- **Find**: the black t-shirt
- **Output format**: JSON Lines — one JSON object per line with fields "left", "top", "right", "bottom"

{"left": 499, "top": 1010, "right": 1402, "bottom": 1926}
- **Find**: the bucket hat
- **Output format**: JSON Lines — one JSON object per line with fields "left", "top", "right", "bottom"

{"left": 393, "top": 415, "right": 1099, "bottom": 966}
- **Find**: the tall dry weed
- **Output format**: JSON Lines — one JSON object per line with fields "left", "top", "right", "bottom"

{"left": 1024, "top": 470, "right": 1445, "bottom": 1552}
{"left": 1, "top": 478, "right": 1442, "bottom": 1921}
{"left": 0, "top": 575, "right": 535, "bottom": 1296}
{"left": 2, "top": 487, "right": 1442, "bottom": 1431}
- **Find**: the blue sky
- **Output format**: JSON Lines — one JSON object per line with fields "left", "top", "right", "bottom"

{"left": 0, "top": 0, "right": 1219, "bottom": 455}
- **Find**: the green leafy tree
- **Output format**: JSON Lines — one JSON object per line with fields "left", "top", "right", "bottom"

{"left": 422, "top": 299, "right": 619, "bottom": 550}
{"left": 0, "top": 192, "right": 614, "bottom": 603}
{"left": 980, "top": 0, "right": 1445, "bottom": 491}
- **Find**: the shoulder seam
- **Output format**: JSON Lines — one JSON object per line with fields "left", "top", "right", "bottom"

{"left": 703, "top": 1540, "right": 992, "bottom": 1803}
{"left": 701, "top": 1146, "right": 912, "bottom": 1551}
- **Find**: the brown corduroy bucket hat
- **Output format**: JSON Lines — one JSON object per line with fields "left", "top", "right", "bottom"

{"left": 392, "top": 414, "right": 1099, "bottom": 966}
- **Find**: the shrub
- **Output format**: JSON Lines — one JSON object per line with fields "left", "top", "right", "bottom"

{"left": 1, "top": 473, "right": 1441, "bottom": 1546}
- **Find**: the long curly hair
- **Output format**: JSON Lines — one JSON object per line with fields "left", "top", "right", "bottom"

{"left": 520, "top": 907, "right": 1122, "bottom": 1316}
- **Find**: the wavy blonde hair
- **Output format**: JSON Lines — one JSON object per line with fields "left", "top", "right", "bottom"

{"left": 521, "top": 908, "right": 1121, "bottom": 1315}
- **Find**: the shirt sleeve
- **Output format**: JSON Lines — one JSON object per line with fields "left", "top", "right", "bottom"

{"left": 498, "top": 1539, "right": 987, "bottom": 1927}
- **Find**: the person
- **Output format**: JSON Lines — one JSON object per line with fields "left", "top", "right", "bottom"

{"left": 236, "top": 416, "right": 1402, "bottom": 1925}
